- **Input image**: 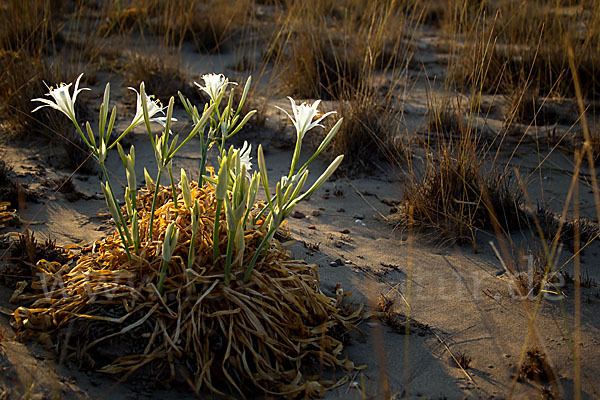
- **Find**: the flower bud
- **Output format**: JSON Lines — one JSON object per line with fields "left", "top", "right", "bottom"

{"left": 180, "top": 168, "right": 192, "bottom": 210}
{"left": 144, "top": 168, "right": 155, "bottom": 191}
{"left": 162, "top": 222, "right": 179, "bottom": 263}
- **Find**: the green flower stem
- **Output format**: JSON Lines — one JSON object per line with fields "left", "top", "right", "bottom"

{"left": 168, "top": 166, "right": 179, "bottom": 215}
{"left": 99, "top": 163, "right": 133, "bottom": 247}
{"left": 115, "top": 222, "right": 132, "bottom": 261}
{"left": 74, "top": 121, "right": 94, "bottom": 153}
{"left": 212, "top": 199, "right": 223, "bottom": 263}
{"left": 287, "top": 139, "right": 302, "bottom": 180}
{"left": 148, "top": 167, "right": 164, "bottom": 241}
{"left": 224, "top": 230, "right": 235, "bottom": 286}
{"left": 107, "top": 125, "right": 133, "bottom": 150}
{"left": 198, "top": 137, "right": 210, "bottom": 187}
{"left": 252, "top": 195, "right": 276, "bottom": 225}
{"left": 243, "top": 227, "right": 275, "bottom": 283}
{"left": 74, "top": 115, "right": 133, "bottom": 261}
{"left": 187, "top": 229, "right": 197, "bottom": 270}
{"left": 157, "top": 258, "right": 169, "bottom": 294}
{"left": 131, "top": 199, "right": 140, "bottom": 254}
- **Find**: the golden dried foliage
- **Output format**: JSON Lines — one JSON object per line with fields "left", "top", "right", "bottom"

{"left": 10, "top": 183, "right": 363, "bottom": 398}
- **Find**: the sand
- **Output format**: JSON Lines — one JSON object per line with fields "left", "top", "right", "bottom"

{"left": 1, "top": 18, "right": 600, "bottom": 400}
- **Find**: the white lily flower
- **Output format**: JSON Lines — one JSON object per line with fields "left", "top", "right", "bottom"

{"left": 127, "top": 86, "right": 165, "bottom": 130}
{"left": 32, "top": 73, "right": 89, "bottom": 123}
{"left": 280, "top": 173, "right": 298, "bottom": 188}
{"left": 154, "top": 116, "right": 178, "bottom": 131}
{"left": 276, "top": 97, "right": 336, "bottom": 139}
{"left": 239, "top": 141, "right": 252, "bottom": 172}
{"left": 194, "top": 73, "right": 236, "bottom": 103}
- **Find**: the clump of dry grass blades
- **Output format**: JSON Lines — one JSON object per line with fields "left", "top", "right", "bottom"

{"left": 0, "top": 52, "right": 67, "bottom": 135}
{"left": 0, "top": 161, "right": 22, "bottom": 208}
{"left": 0, "top": 53, "right": 97, "bottom": 173}
{"left": 122, "top": 0, "right": 250, "bottom": 53}
{"left": 518, "top": 348, "right": 556, "bottom": 384}
{"left": 123, "top": 52, "right": 190, "bottom": 102}
{"left": 0, "top": 0, "right": 64, "bottom": 55}
{"left": 447, "top": 1, "right": 600, "bottom": 100}
{"left": 9, "top": 182, "right": 363, "bottom": 398}
{"left": 0, "top": 202, "right": 19, "bottom": 230}
{"left": 395, "top": 138, "right": 527, "bottom": 247}
{"left": 321, "top": 94, "right": 407, "bottom": 171}
{"left": 275, "top": 0, "right": 414, "bottom": 101}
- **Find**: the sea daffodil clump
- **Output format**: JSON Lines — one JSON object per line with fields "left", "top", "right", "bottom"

{"left": 14, "top": 72, "right": 361, "bottom": 398}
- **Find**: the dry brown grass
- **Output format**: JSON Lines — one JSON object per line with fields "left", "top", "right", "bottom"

{"left": 123, "top": 52, "right": 191, "bottom": 102}
{"left": 0, "top": 161, "right": 22, "bottom": 208}
{"left": 321, "top": 93, "right": 408, "bottom": 172}
{"left": 454, "top": 352, "right": 472, "bottom": 370}
{"left": 273, "top": 0, "right": 416, "bottom": 101}
{"left": 505, "top": 91, "right": 578, "bottom": 127}
{"left": 0, "top": 0, "right": 104, "bottom": 175}
{"left": 446, "top": 0, "right": 600, "bottom": 100}
{"left": 123, "top": 0, "right": 252, "bottom": 53}
{"left": 518, "top": 348, "right": 556, "bottom": 384}
{"left": 0, "top": 52, "right": 77, "bottom": 138}
{"left": 396, "top": 94, "right": 527, "bottom": 247}
{"left": 265, "top": 1, "right": 421, "bottom": 171}
{"left": 396, "top": 142, "right": 526, "bottom": 247}
{"left": 9, "top": 182, "right": 364, "bottom": 398}
{"left": 0, "top": 0, "right": 65, "bottom": 55}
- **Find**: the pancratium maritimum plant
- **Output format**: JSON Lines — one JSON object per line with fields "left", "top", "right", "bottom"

{"left": 242, "top": 98, "right": 343, "bottom": 282}
{"left": 276, "top": 97, "right": 336, "bottom": 179}
{"left": 25, "top": 72, "right": 359, "bottom": 399}
{"left": 194, "top": 73, "right": 236, "bottom": 103}
{"left": 32, "top": 72, "right": 343, "bottom": 288}
{"left": 32, "top": 73, "right": 90, "bottom": 124}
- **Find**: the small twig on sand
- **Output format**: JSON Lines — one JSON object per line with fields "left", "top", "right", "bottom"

{"left": 430, "top": 329, "right": 475, "bottom": 383}
{"left": 345, "top": 176, "right": 389, "bottom": 222}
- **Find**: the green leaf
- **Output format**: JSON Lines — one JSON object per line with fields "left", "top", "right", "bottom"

{"left": 298, "top": 155, "right": 344, "bottom": 202}
{"left": 216, "top": 156, "right": 229, "bottom": 200}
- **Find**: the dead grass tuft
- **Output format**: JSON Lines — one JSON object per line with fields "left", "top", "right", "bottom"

{"left": 395, "top": 141, "right": 527, "bottom": 247}
{"left": 0, "top": 160, "right": 37, "bottom": 208}
{"left": 376, "top": 292, "right": 429, "bottom": 336}
{"left": 275, "top": 1, "right": 414, "bottom": 101}
{"left": 0, "top": 161, "right": 22, "bottom": 208}
{"left": 123, "top": 52, "right": 191, "bottom": 103}
{"left": 505, "top": 91, "right": 578, "bottom": 127}
{"left": 454, "top": 352, "right": 472, "bottom": 370}
{"left": 518, "top": 348, "right": 556, "bottom": 384}
{"left": 535, "top": 206, "right": 600, "bottom": 252}
{"left": 281, "top": 28, "right": 364, "bottom": 100}
{"left": 426, "top": 98, "right": 468, "bottom": 139}
{"left": 321, "top": 94, "right": 407, "bottom": 171}
{"left": 0, "top": 202, "right": 20, "bottom": 231}
{"left": 9, "top": 182, "right": 364, "bottom": 398}
{"left": 128, "top": 0, "right": 251, "bottom": 53}
{"left": 447, "top": 1, "right": 600, "bottom": 101}
{"left": 0, "top": 0, "right": 65, "bottom": 56}
{"left": 510, "top": 246, "right": 555, "bottom": 299}
{"left": 0, "top": 231, "right": 72, "bottom": 289}
{"left": 0, "top": 52, "right": 70, "bottom": 137}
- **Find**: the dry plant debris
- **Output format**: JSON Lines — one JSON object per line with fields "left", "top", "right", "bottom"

{"left": 376, "top": 292, "right": 428, "bottom": 336}
{"left": 518, "top": 348, "right": 556, "bottom": 384}
{"left": 454, "top": 353, "right": 472, "bottom": 370}
{"left": 1, "top": 231, "right": 73, "bottom": 288}
{"left": 0, "top": 202, "right": 19, "bottom": 229}
{"left": 395, "top": 145, "right": 527, "bottom": 247}
{"left": 8, "top": 183, "right": 364, "bottom": 398}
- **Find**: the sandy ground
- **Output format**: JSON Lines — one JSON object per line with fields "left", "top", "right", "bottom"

{"left": 1, "top": 25, "right": 600, "bottom": 400}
